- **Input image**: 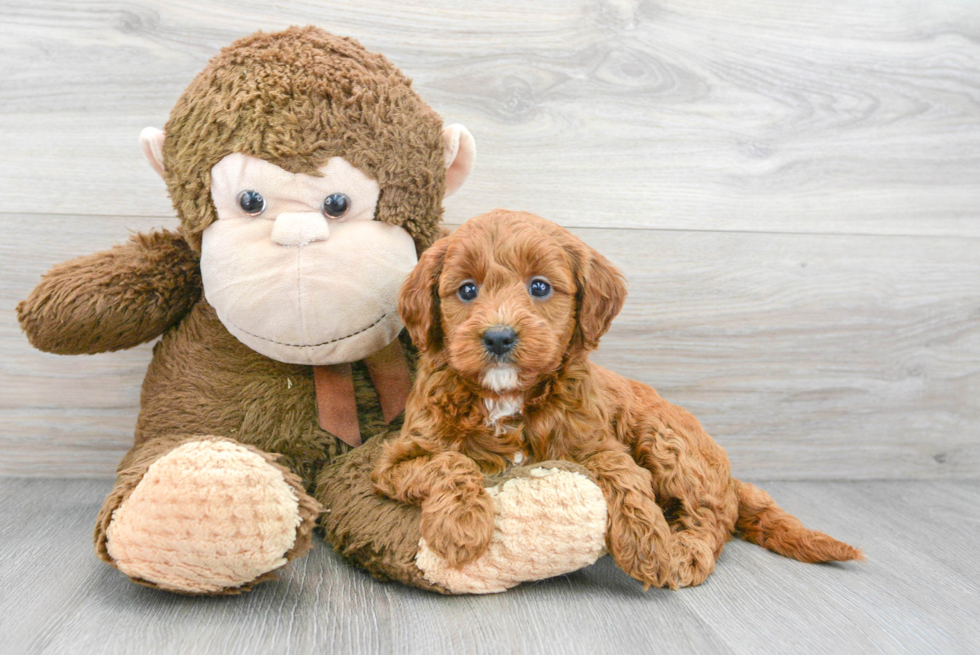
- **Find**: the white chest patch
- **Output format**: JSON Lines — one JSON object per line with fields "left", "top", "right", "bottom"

{"left": 481, "top": 366, "right": 520, "bottom": 393}
{"left": 484, "top": 395, "right": 523, "bottom": 426}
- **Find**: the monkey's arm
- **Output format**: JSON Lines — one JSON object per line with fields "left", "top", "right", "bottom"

{"left": 319, "top": 434, "right": 609, "bottom": 594}
{"left": 17, "top": 230, "right": 201, "bottom": 354}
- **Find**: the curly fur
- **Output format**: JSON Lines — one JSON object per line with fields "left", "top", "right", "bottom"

{"left": 374, "top": 209, "right": 862, "bottom": 589}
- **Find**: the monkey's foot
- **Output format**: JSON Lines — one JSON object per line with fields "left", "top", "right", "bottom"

{"left": 415, "top": 463, "right": 608, "bottom": 594}
{"left": 102, "top": 438, "right": 320, "bottom": 594}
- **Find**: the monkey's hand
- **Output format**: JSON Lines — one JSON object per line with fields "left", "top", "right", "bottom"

{"left": 17, "top": 229, "right": 201, "bottom": 354}
{"left": 318, "top": 437, "right": 609, "bottom": 594}
{"left": 414, "top": 463, "right": 608, "bottom": 593}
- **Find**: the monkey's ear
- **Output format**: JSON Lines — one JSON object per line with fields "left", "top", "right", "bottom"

{"left": 139, "top": 127, "right": 166, "bottom": 177}
{"left": 398, "top": 238, "right": 450, "bottom": 352}
{"left": 441, "top": 124, "right": 476, "bottom": 197}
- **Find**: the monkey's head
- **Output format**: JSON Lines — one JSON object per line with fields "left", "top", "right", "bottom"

{"left": 141, "top": 27, "right": 475, "bottom": 365}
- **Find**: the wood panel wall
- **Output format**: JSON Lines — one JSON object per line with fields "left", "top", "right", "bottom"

{"left": 2, "top": 0, "right": 978, "bottom": 478}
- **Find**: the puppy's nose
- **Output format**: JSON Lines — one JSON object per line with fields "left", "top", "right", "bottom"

{"left": 271, "top": 212, "right": 330, "bottom": 246}
{"left": 483, "top": 326, "right": 517, "bottom": 357}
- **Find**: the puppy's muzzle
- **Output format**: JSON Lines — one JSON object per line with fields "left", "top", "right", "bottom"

{"left": 482, "top": 326, "right": 517, "bottom": 357}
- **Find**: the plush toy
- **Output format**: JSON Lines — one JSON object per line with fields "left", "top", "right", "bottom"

{"left": 17, "top": 27, "right": 608, "bottom": 595}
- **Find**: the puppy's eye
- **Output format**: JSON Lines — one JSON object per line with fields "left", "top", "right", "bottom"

{"left": 529, "top": 278, "right": 552, "bottom": 299}
{"left": 457, "top": 281, "right": 478, "bottom": 302}
{"left": 238, "top": 190, "right": 266, "bottom": 216}
{"left": 322, "top": 193, "right": 351, "bottom": 218}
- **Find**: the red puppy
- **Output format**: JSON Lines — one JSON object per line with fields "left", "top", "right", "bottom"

{"left": 373, "top": 209, "right": 861, "bottom": 589}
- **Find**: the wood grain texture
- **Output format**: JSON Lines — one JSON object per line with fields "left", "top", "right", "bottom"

{"left": 1, "top": 0, "right": 978, "bottom": 479}
{"left": 1, "top": 0, "right": 978, "bottom": 236}
{"left": 590, "top": 227, "right": 980, "bottom": 480}
{"left": 1, "top": 478, "right": 977, "bottom": 654}
{"left": 3, "top": 216, "right": 977, "bottom": 478}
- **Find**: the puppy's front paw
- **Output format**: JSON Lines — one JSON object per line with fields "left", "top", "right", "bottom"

{"left": 607, "top": 512, "right": 676, "bottom": 590}
{"left": 416, "top": 465, "right": 608, "bottom": 594}
{"left": 420, "top": 495, "right": 495, "bottom": 567}
{"left": 669, "top": 531, "right": 716, "bottom": 588}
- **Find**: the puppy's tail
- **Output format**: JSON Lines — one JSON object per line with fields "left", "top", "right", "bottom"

{"left": 734, "top": 480, "right": 863, "bottom": 563}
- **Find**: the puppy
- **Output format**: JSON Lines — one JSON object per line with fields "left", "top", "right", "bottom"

{"left": 373, "top": 209, "right": 861, "bottom": 589}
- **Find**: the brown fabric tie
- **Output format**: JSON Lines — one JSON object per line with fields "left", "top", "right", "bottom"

{"left": 313, "top": 363, "right": 360, "bottom": 447}
{"left": 365, "top": 339, "right": 413, "bottom": 424}
{"left": 312, "top": 339, "right": 412, "bottom": 448}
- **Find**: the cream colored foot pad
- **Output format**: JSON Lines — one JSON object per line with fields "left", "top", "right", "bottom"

{"left": 416, "top": 468, "right": 608, "bottom": 594}
{"left": 105, "top": 439, "right": 301, "bottom": 593}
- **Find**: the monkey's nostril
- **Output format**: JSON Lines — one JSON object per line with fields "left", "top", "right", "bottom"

{"left": 482, "top": 326, "right": 517, "bottom": 357}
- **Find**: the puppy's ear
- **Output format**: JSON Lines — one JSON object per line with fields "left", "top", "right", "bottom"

{"left": 399, "top": 237, "right": 450, "bottom": 352}
{"left": 573, "top": 244, "right": 627, "bottom": 351}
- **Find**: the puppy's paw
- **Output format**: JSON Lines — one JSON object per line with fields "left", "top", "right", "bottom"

{"left": 669, "top": 531, "right": 716, "bottom": 588}
{"left": 416, "top": 466, "right": 608, "bottom": 593}
{"left": 626, "top": 556, "right": 676, "bottom": 591}
{"left": 420, "top": 495, "right": 495, "bottom": 567}
{"left": 607, "top": 512, "right": 676, "bottom": 590}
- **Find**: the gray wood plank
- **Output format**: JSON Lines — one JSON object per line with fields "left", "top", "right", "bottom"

{"left": 1, "top": 0, "right": 979, "bottom": 236}
{"left": 592, "top": 228, "right": 980, "bottom": 480}
{"left": 1, "top": 478, "right": 977, "bottom": 654}
{"left": 3, "top": 216, "right": 977, "bottom": 479}
{"left": 0, "top": 478, "right": 727, "bottom": 655}
{"left": 675, "top": 481, "right": 980, "bottom": 655}
{"left": 0, "top": 479, "right": 118, "bottom": 653}
{"left": 0, "top": 214, "right": 172, "bottom": 476}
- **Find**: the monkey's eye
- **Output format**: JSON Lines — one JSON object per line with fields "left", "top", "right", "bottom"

{"left": 322, "top": 193, "right": 351, "bottom": 218}
{"left": 529, "top": 278, "right": 552, "bottom": 299}
{"left": 237, "top": 190, "right": 266, "bottom": 216}
{"left": 457, "top": 281, "right": 478, "bottom": 302}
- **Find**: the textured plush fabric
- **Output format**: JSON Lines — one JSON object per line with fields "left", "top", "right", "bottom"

{"left": 140, "top": 127, "right": 166, "bottom": 176}
{"left": 415, "top": 466, "right": 608, "bottom": 594}
{"left": 16, "top": 230, "right": 200, "bottom": 355}
{"left": 105, "top": 439, "right": 307, "bottom": 594}
{"left": 316, "top": 433, "right": 443, "bottom": 592}
{"left": 317, "top": 436, "right": 606, "bottom": 594}
{"left": 95, "top": 435, "right": 322, "bottom": 595}
{"left": 209, "top": 153, "right": 381, "bottom": 228}
{"left": 133, "top": 301, "right": 397, "bottom": 486}
{"left": 441, "top": 124, "right": 476, "bottom": 196}
{"left": 162, "top": 26, "right": 447, "bottom": 252}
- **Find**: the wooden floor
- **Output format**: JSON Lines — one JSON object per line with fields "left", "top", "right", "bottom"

{"left": 1, "top": 478, "right": 977, "bottom": 655}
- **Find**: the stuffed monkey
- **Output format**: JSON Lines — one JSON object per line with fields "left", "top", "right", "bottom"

{"left": 17, "top": 27, "right": 608, "bottom": 595}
